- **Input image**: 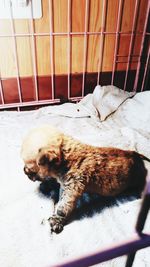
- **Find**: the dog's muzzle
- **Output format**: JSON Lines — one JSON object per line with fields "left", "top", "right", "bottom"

{"left": 24, "top": 166, "right": 41, "bottom": 182}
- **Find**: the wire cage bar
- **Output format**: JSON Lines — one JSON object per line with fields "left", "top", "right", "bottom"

{"left": 51, "top": 234, "right": 150, "bottom": 267}
{"left": 123, "top": 0, "right": 140, "bottom": 91}
{"left": 0, "top": 31, "right": 149, "bottom": 38}
{"left": 29, "top": 1, "right": 39, "bottom": 102}
{"left": 0, "top": 0, "right": 149, "bottom": 110}
{"left": 0, "top": 2, "right": 149, "bottom": 266}
{"left": 97, "top": 0, "right": 107, "bottom": 85}
{"left": 141, "top": 45, "right": 150, "bottom": 92}
{"left": 67, "top": 0, "right": 71, "bottom": 99}
{"left": 10, "top": 2, "right": 23, "bottom": 104}
{"left": 111, "top": 0, "right": 124, "bottom": 85}
{"left": 50, "top": 180, "right": 150, "bottom": 267}
{"left": 82, "top": 0, "right": 89, "bottom": 97}
{"left": 48, "top": 0, "right": 55, "bottom": 100}
{"left": 134, "top": 0, "right": 150, "bottom": 91}
{"left": 0, "top": 71, "right": 4, "bottom": 105}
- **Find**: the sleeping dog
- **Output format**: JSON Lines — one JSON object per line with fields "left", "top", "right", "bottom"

{"left": 21, "top": 125, "right": 147, "bottom": 233}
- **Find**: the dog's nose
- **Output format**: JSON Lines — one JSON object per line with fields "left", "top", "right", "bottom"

{"left": 24, "top": 166, "right": 38, "bottom": 182}
{"left": 28, "top": 174, "right": 38, "bottom": 182}
{"left": 27, "top": 173, "right": 36, "bottom": 181}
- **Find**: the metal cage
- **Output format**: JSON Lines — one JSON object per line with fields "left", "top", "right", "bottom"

{"left": 0, "top": 0, "right": 149, "bottom": 110}
{"left": 0, "top": 1, "right": 150, "bottom": 266}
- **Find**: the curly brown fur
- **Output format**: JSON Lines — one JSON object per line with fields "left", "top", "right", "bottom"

{"left": 21, "top": 125, "right": 147, "bottom": 233}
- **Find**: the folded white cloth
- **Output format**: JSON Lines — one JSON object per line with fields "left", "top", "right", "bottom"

{"left": 0, "top": 86, "right": 150, "bottom": 267}
{"left": 38, "top": 85, "right": 135, "bottom": 121}
{"left": 92, "top": 85, "right": 135, "bottom": 121}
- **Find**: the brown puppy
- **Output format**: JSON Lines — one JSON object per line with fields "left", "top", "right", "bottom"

{"left": 21, "top": 125, "right": 147, "bottom": 233}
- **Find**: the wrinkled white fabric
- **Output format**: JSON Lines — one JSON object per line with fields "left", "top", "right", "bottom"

{"left": 0, "top": 87, "right": 150, "bottom": 267}
{"left": 92, "top": 85, "right": 135, "bottom": 121}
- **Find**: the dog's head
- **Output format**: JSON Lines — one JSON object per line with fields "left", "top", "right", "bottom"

{"left": 21, "top": 125, "right": 63, "bottom": 182}
{"left": 23, "top": 160, "right": 40, "bottom": 182}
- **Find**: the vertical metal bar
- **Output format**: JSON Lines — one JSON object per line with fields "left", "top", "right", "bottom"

{"left": 9, "top": 1, "right": 22, "bottom": 103}
{"left": 134, "top": 0, "right": 150, "bottom": 91}
{"left": 50, "top": 180, "right": 150, "bottom": 267}
{"left": 125, "top": 252, "right": 136, "bottom": 267}
{"left": 97, "top": 0, "right": 107, "bottom": 85}
{"left": 0, "top": 75, "right": 4, "bottom": 105}
{"left": 48, "top": 0, "right": 55, "bottom": 100}
{"left": 136, "top": 181, "right": 150, "bottom": 233}
{"left": 125, "top": 180, "right": 150, "bottom": 267}
{"left": 29, "top": 1, "right": 39, "bottom": 101}
{"left": 82, "top": 0, "right": 89, "bottom": 97}
{"left": 50, "top": 234, "right": 150, "bottom": 267}
{"left": 67, "top": 0, "right": 71, "bottom": 99}
{"left": 123, "top": 0, "right": 139, "bottom": 91}
{"left": 141, "top": 45, "right": 150, "bottom": 91}
{"left": 111, "top": 0, "right": 123, "bottom": 85}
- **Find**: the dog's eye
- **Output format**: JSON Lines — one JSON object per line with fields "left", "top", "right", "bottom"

{"left": 49, "top": 158, "right": 58, "bottom": 166}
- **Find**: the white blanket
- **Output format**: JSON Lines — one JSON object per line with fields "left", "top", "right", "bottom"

{"left": 0, "top": 86, "right": 150, "bottom": 267}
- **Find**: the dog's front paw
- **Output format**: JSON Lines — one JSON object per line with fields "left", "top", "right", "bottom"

{"left": 49, "top": 215, "right": 64, "bottom": 234}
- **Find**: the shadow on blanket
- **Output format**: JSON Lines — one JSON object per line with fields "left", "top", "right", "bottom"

{"left": 38, "top": 178, "right": 60, "bottom": 203}
{"left": 38, "top": 179, "right": 141, "bottom": 225}
{"left": 69, "top": 189, "right": 141, "bottom": 224}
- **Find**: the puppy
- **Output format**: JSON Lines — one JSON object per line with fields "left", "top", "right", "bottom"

{"left": 21, "top": 125, "right": 147, "bottom": 233}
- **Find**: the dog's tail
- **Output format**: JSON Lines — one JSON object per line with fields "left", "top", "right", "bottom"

{"left": 129, "top": 152, "right": 149, "bottom": 193}
{"left": 138, "top": 153, "right": 150, "bottom": 162}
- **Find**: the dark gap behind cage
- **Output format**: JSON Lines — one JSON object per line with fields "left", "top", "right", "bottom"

{"left": 137, "top": 13, "right": 150, "bottom": 92}
{"left": 0, "top": 70, "right": 139, "bottom": 105}
{"left": 37, "top": 76, "right": 52, "bottom": 100}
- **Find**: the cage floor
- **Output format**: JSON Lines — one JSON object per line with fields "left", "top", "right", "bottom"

{"left": 0, "top": 86, "right": 150, "bottom": 267}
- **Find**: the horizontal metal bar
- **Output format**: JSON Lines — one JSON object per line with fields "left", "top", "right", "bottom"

{"left": 68, "top": 96, "right": 83, "bottom": 102}
{"left": 0, "top": 31, "right": 148, "bottom": 38}
{"left": 0, "top": 99, "right": 60, "bottom": 109}
{"left": 50, "top": 233, "right": 150, "bottom": 267}
{"left": 0, "top": 96, "right": 84, "bottom": 110}
{"left": 52, "top": 181, "right": 150, "bottom": 267}
{"left": 116, "top": 60, "right": 138, "bottom": 63}
{"left": 116, "top": 54, "right": 140, "bottom": 58}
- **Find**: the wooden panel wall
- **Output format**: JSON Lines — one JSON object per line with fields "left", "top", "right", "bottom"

{"left": 0, "top": 0, "right": 148, "bottom": 79}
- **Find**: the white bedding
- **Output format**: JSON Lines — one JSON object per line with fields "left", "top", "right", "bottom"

{"left": 0, "top": 86, "right": 150, "bottom": 267}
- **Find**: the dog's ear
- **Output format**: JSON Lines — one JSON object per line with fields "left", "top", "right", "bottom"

{"left": 37, "top": 152, "right": 49, "bottom": 166}
{"left": 37, "top": 146, "right": 62, "bottom": 166}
